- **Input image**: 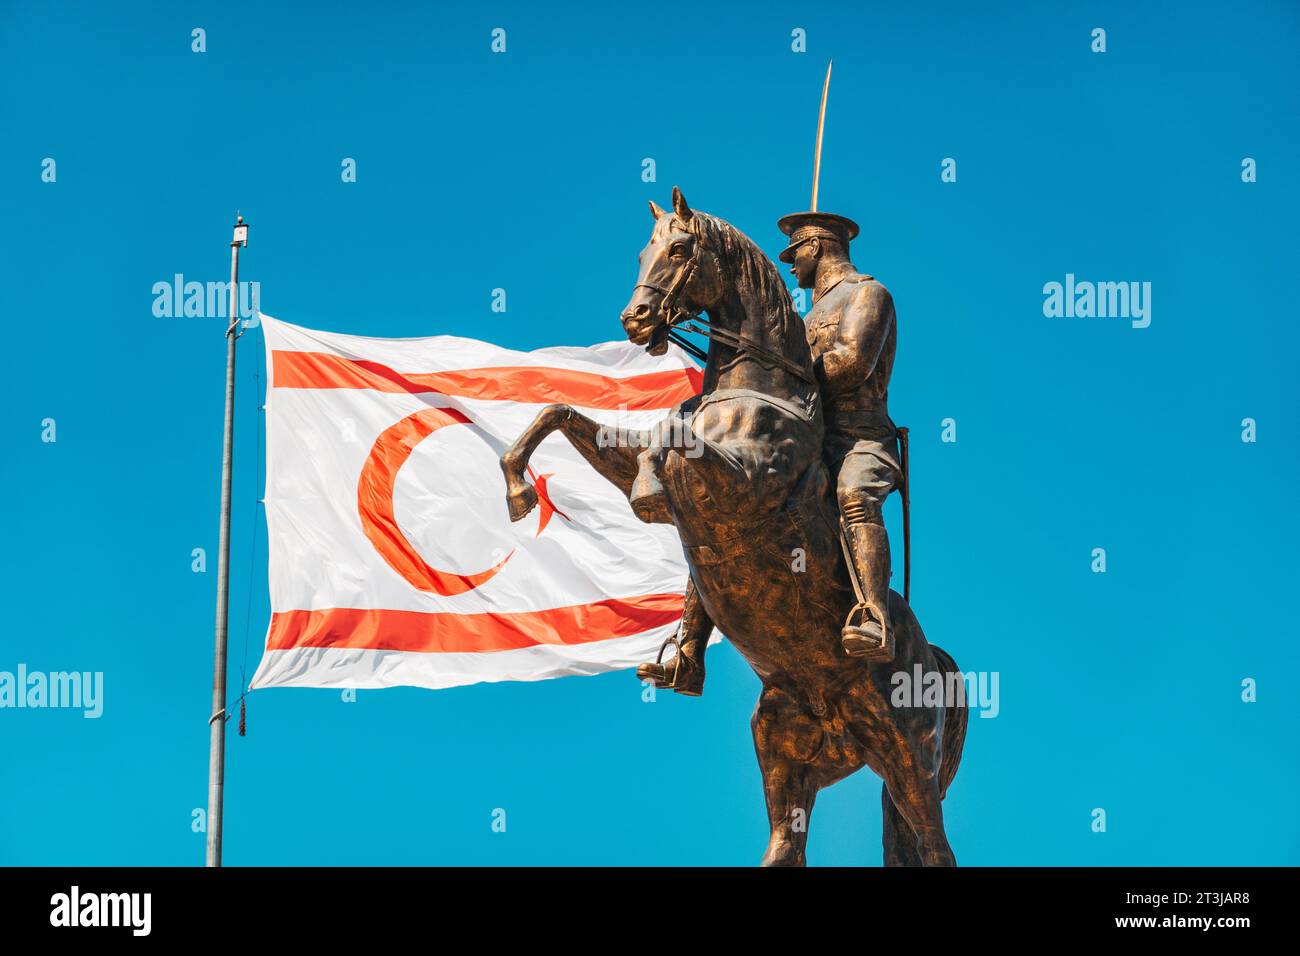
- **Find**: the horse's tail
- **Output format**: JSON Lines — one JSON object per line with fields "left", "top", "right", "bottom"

{"left": 929, "top": 644, "right": 968, "bottom": 800}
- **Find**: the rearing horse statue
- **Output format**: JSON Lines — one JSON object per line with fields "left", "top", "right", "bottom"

{"left": 501, "top": 187, "right": 966, "bottom": 866}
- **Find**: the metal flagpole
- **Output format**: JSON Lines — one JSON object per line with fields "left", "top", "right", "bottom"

{"left": 207, "top": 214, "right": 249, "bottom": 867}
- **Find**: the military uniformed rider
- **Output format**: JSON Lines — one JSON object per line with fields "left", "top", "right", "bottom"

{"left": 777, "top": 209, "right": 900, "bottom": 662}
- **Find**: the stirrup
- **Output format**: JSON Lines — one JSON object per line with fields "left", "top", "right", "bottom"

{"left": 841, "top": 602, "right": 893, "bottom": 663}
{"left": 636, "top": 634, "right": 704, "bottom": 696}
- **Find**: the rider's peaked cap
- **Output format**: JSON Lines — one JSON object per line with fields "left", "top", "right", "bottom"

{"left": 777, "top": 211, "right": 860, "bottom": 263}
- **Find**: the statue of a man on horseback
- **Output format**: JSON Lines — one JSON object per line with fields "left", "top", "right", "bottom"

{"left": 499, "top": 64, "right": 964, "bottom": 866}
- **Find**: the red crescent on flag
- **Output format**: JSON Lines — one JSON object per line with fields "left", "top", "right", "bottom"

{"left": 357, "top": 407, "right": 516, "bottom": 596}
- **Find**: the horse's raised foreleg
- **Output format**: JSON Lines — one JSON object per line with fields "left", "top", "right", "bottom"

{"left": 501, "top": 404, "right": 644, "bottom": 521}
{"left": 752, "top": 685, "right": 823, "bottom": 867}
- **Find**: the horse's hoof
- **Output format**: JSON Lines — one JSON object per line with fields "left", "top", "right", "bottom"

{"left": 631, "top": 495, "right": 672, "bottom": 524}
{"left": 759, "top": 843, "right": 807, "bottom": 867}
{"left": 842, "top": 622, "right": 893, "bottom": 662}
{"left": 629, "top": 472, "right": 672, "bottom": 523}
{"left": 506, "top": 484, "right": 538, "bottom": 522}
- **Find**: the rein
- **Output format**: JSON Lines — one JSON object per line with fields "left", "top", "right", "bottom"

{"left": 635, "top": 220, "right": 817, "bottom": 387}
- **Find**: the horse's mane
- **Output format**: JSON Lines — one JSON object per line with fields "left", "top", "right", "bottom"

{"left": 693, "top": 212, "right": 815, "bottom": 375}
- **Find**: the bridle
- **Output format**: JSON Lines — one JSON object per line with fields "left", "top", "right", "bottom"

{"left": 634, "top": 219, "right": 817, "bottom": 386}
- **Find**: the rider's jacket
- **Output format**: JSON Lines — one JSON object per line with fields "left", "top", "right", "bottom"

{"left": 804, "top": 271, "right": 897, "bottom": 446}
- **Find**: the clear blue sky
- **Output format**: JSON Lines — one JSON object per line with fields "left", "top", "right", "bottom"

{"left": 2, "top": 0, "right": 1297, "bottom": 865}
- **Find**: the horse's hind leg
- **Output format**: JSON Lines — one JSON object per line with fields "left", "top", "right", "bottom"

{"left": 752, "top": 686, "right": 822, "bottom": 867}
{"left": 881, "top": 785, "right": 923, "bottom": 867}
{"left": 883, "top": 768, "right": 956, "bottom": 866}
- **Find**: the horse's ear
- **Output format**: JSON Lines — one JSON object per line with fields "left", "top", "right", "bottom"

{"left": 648, "top": 200, "right": 666, "bottom": 221}
{"left": 671, "top": 185, "right": 693, "bottom": 221}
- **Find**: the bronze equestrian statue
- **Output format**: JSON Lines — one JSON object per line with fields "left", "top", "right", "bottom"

{"left": 500, "top": 188, "right": 966, "bottom": 866}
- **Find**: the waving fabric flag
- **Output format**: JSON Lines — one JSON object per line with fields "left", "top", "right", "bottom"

{"left": 249, "top": 316, "right": 702, "bottom": 691}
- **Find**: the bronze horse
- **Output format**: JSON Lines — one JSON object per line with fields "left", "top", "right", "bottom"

{"left": 501, "top": 188, "right": 966, "bottom": 866}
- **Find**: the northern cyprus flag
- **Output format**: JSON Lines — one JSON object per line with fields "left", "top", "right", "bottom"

{"left": 249, "top": 316, "right": 701, "bottom": 690}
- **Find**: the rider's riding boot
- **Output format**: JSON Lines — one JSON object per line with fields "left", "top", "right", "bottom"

{"left": 636, "top": 636, "right": 706, "bottom": 696}
{"left": 637, "top": 583, "right": 710, "bottom": 695}
{"left": 841, "top": 518, "right": 894, "bottom": 662}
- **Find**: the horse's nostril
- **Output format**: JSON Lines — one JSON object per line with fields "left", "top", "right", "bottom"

{"left": 622, "top": 303, "right": 652, "bottom": 326}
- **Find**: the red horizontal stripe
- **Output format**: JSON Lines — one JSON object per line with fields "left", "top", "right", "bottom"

{"left": 272, "top": 350, "right": 702, "bottom": 411}
{"left": 266, "top": 593, "right": 685, "bottom": 654}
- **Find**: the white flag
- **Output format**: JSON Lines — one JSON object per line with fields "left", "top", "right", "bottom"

{"left": 249, "top": 315, "right": 701, "bottom": 690}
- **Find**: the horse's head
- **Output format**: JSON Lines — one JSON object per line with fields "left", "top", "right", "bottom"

{"left": 622, "top": 186, "right": 724, "bottom": 355}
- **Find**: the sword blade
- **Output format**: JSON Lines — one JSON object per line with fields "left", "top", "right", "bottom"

{"left": 811, "top": 60, "right": 832, "bottom": 212}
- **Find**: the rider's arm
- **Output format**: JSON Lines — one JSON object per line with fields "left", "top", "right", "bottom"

{"left": 817, "top": 282, "right": 894, "bottom": 396}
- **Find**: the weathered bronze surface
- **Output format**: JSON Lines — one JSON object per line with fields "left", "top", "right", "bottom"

{"left": 501, "top": 188, "right": 966, "bottom": 866}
